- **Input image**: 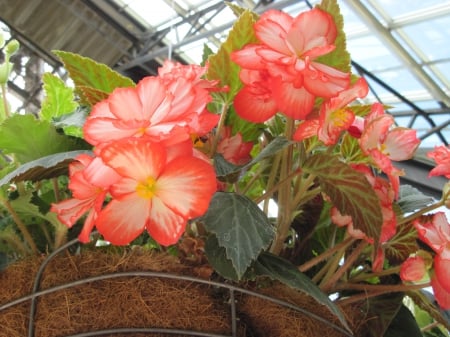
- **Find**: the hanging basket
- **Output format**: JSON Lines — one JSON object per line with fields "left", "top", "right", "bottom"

{"left": 0, "top": 239, "right": 365, "bottom": 337}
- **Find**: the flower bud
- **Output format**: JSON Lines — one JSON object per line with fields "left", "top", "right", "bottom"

{"left": 5, "top": 39, "right": 19, "bottom": 56}
{"left": 0, "top": 33, "right": 5, "bottom": 50}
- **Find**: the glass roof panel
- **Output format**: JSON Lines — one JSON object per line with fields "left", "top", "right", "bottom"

{"left": 375, "top": 0, "right": 445, "bottom": 17}
{"left": 401, "top": 17, "right": 450, "bottom": 60}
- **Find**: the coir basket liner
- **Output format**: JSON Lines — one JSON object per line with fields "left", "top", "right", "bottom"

{"left": 0, "top": 240, "right": 366, "bottom": 337}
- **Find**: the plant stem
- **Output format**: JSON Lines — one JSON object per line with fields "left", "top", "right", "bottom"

{"left": 349, "top": 266, "right": 401, "bottom": 283}
{"left": 1, "top": 83, "right": 10, "bottom": 118}
{"left": 298, "top": 236, "right": 355, "bottom": 272}
{"left": 397, "top": 199, "right": 444, "bottom": 226}
{"left": 335, "top": 282, "right": 430, "bottom": 306}
{"left": 1, "top": 198, "right": 38, "bottom": 254}
{"left": 269, "top": 118, "right": 295, "bottom": 255}
{"left": 320, "top": 240, "right": 368, "bottom": 292}
{"left": 209, "top": 102, "right": 229, "bottom": 157}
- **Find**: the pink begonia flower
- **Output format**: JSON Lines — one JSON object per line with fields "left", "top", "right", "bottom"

{"left": 83, "top": 68, "right": 219, "bottom": 148}
{"left": 216, "top": 127, "right": 253, "bottom": 165}
{"left": 50, "top": 154, "right": 121, "bottom": 243}
{"left": 231, "top": 8, "right": 350, "bottom": 122}
{"left": 294, "top": 78, "right": 368, "bottom": 145}
{"left": 158, "top": 60, "right": 221, "bottom": 135}
{"left": 413, "top": 212, "right": 450, "bottom": 260}
{"left": 400, "top": 255, "right": 450, "bottom": 309}
{"left": 94, "top": 138, "right": 217, "bottom": 246}
{"left": 427, "top": 145, "right": 450, "bottom": 179}
{"left": 434, "top": 254, "right": 450, "bottom": 293}
{"left": 400, "top": 256, "right": 426, "bottom": 282}
{"left": 359, "top": 103, "right": 420, "bottom": 197}
{"left": 430, "top": 270, "right": 450, "bottom": 309}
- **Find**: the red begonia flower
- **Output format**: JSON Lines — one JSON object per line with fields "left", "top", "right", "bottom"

{"left": 427, "top": 145, "right": 450, "bottom": 179}
{"left": 95, "top": 138, "right": 216, "bottom": 246}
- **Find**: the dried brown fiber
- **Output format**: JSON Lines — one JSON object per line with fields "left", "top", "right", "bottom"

{"left": 0, "top": 247, "right": 364, "bottom": 337}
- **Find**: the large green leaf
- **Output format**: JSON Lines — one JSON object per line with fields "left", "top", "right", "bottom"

{"left": 303, "top": 153, "right": 383, "bottom": 242}
{"left": 363, "top": 293, "right": 404, "bottom": 337}
{"left": 0, "top": 150, "right": 92, "bottom": 186}
{"left": 0, "top": 114, "right": 79, "bottom": 163}
{"left": 206, "top": 10, "right": 258, "bottom": 103}
{"left": 254, "top": 252, "right": 351, "bottom": 333}
{"left": 200, "top": 192, "right": 275, "bottom": 279}
{"left": 398, "top": 185, "right": 434, "bottom": 213}
{"left": 40, "top": 72, "right": 78, "bottom": 121}
{"left": 53, "top": 50, "right": 135, "bottom": 105}
{"left": 384, "top": 304, "right": 423, "bottom": 337}
{"left": 10, "top": 191, "right": 63, "bottom": 231}
{"left": 316, "top": 0, "right": 351, "bottom": 73}
{"left": 204, "top": 234, "right": 239, "bottom": 281}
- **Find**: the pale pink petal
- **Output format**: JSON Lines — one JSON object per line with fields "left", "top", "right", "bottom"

{"left": 400, "top": 256, "right": 426, "bottom": 282}
{"left": 95, "top": 195, "right": 149, "bottom": 245}
{"left": 156, "top": 155, "right": 217, "bottom": 218}
{"left": 293, "top": 119, "right": 319, "bottom": 141}
{"left": 434, "top": 255, "right": 450, "bottom": 293}
{"left": 303, "top": 61, "right": 350, "bottom": 98}
{"left": 51, "top": 197, "right": 96, "bottom": 228}
{"left": 272, "top": 80, "right": 315, "bottom": 120}
{"left": 108, "top": 87, "right": 143, "bottom": 121}
{"left": 414, "top": 212, "right": 450, "bottom": 257}
{"left": 165, "top": 78, "right": 196, "bottom": 118}
{"left": 109, "top": 177, "right": 138, "bottom": 199}
{"left": 384, "top": 128, "right": 419, "bottom": 161}
{"left": 136, "top": 76, "right": 167, "bottom": 120}
{"left": 427, "top": 146, "right": 450, "bottom": 178}
{"left": 147, "top": 197, "right": 187, "bottom": 246}
{"left": 287, "top": 8, "right": 336, "bottom": 58}
{"left": 231, "top": 45, "right": 267, "bottom": 70}
{"left": 255, "top": 10, "right": 293, "bottom": 55}
{"left": 89, "top": 100, "right": 115, "bottom": 118}
{"left": 233, "top": 86, "right": 277, "bottom": 123}
{"left": 100, "top": 138, "right": 166, "bottom": 182}
{"left": 82, "top": 157, "right": 122, "bottom": 189}
{"left": 83, "top": 117, "right": 139, "bottom": 146}
{"left": 431, "top": 271, "right": 450, "bottom": 309}
{"left": 77, "top": 209, "right": 97, "bottom": 243}
{"left": 360, "top": 115, "right": 393, "bottom": 153}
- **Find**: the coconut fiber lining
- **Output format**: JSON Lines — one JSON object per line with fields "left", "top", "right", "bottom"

{"left": 0, "top": 247, "right": 364, "bottom": 337}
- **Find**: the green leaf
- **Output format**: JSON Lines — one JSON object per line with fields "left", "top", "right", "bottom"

{"left": 254, "top": 252, "right": 351, "bottom": 333}
{"left": 200, "top": 192, "right": 275, "bottom": 279}
{"left": 364, "top": 293, "right": 404, "bottom": 337}
{"left": 316, "top": 0, "right": 351, "bottom": 73}
{"left": 53, "top": 50, "right": 135, "bottom": 105}
{"left": 40, "top": 73, "right": 78, "bottom": 121}
{"left": 384, "top": 304, "right": 422, "bottom": 337}
{"left": 204, "top": 234, "right": 239, "bottom": 281}
{"left": 226, "top": 105, "right": 266, "bottom": 143}
{"left": 0, "top": 150, "right": 92, "bottom": 186}
{"left": 398, "top": 185, "right": 435, "bottom": 213}
{"left": 52, "top": 106, "right": 89, "bottom": 138}
{"left": 0, "top": 114, "right": 79, "bottom": 163}
{"left": 340, "top": 133, "right": 368, "bottom": 164}
{"left": 206, "top": 10, "right": 258, "bottom": 103}
{"left": 303, "top": 153, "right": 383, "bottom": 242}
{"left": 10, "top": 191, "right": 62, "bottom": 231}
{"left": 213, "top": 154, "right": 242, "bottom": 183}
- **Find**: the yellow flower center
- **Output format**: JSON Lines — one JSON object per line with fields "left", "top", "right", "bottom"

{"left": 136, "top": 177, "right": 157, "bottom": 199}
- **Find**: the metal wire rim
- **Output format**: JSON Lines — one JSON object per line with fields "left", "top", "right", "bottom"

{"left": 0, "top": 235, "right": 354, "bottom": 337}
